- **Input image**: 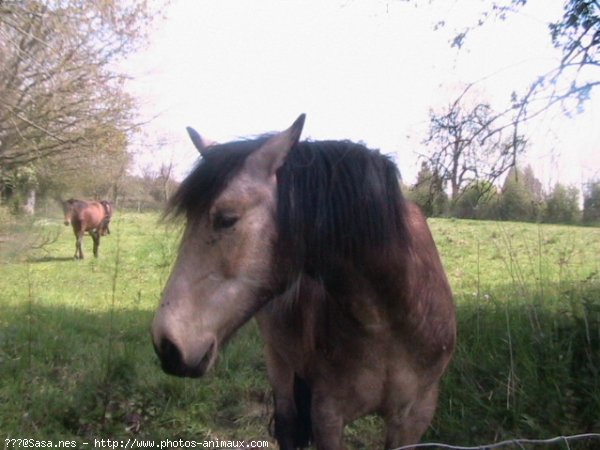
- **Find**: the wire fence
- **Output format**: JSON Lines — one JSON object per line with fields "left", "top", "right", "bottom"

{"left": 392, "top": 433, "right": 600, "bottom": 450}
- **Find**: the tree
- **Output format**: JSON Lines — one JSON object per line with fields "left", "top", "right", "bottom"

{"left": 115, "top": 169, "right": 180, "bottom": 212}
{"left": 453, "top": 180, "right": 498, "bottom": 220}
{"left": 406, "top": 161, "right": 448, "bottom": 217}
{"left": 441, "top": 0, "right": 600, "bottom": 129}
{"left": 423, "top": 99, "right": 526, "bottom": 202}
{"left": 519, "top": 165, "right": 544, "bottom": 205}
{"left": 418, "top": 0, "right": 600, "bottom": 195}
{"left": 544, "top": 182, "right": 580, "bottom": 224}
{"left": 497, "top": 166, "right": 543, "bottom": 222}
{"left": 583, "top": 180, "right": 600, "bottom": 224}
{"left": 0, "top": 0, "right": 161, "bottom": 209}
{"left": 0, "top": 163, "right": 37, "bottom": 213}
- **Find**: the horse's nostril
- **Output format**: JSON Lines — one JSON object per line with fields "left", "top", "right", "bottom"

{"left": 154, "top": 336, "right": 215, "bottom": 378}
{"left": 156, "top": 337, "right": 184, "bottom": 376}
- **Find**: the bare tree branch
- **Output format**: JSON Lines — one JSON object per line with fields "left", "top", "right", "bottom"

{"left": 0, "top": 0, "right": 167, "bottom": 203}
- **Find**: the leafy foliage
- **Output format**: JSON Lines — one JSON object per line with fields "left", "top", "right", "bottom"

{"left": 544, "top": 182, "right": 581, "bottom": 224}
{"left": 496, "top": 166, "right": 544, "bottom": 222}
{"left": 452, "top": 180, "right": 498, "bottom": 220}
{"left": 405, "top": 161, "right": 449, "bottom": 217}
{"left": 583, "top": 180, "right": 600, "bottom": 223}
{"left": 405, "top": 163, "right": 594, "bottom": 227}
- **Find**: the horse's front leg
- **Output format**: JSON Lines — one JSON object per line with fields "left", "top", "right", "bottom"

{"left": 311, "top": 390, "right": 345, "bottom": 450}
{"left": 383, "top": 384, "right": 439, "bottom": 450}
{"left": 91, "top": 230, "right": 100, "bottom": 258}
{"left": 256, "top": 310, "right": 312, "bottom": 450}
{"left": 263, "top": 345, "right": 305, "bottom": 450}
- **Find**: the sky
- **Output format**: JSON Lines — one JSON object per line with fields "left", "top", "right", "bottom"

{"left": 123, "top": 0, "right": 600, "bottom": 191}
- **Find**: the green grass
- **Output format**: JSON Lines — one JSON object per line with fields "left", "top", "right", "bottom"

{"left": 1, "top": 212, "right": 599, "bottom": 447}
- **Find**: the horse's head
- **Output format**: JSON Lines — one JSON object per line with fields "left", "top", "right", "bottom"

{"left": 62, "top": 199, "right": 76, "bottom": 226}
{"left": 152, "top": 114, "right": 305, "bottom": 378}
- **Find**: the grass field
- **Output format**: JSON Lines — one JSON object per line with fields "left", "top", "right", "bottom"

{"left": 1, "top": 211, "right": 599, "bottom": 448}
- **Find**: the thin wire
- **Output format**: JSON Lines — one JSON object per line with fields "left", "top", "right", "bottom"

{"left": 391, "top": 433, "right": 600, "bottom": 450}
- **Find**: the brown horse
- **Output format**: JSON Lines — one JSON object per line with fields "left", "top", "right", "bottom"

{"left": 151, "top": 115, "right": 456, "bottom": 449}
{"left": 62, "top": 198, "right": 113, "bottom": 259}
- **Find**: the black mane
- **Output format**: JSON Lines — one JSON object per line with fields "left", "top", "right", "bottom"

{"left": 167, "top": 137, "right": 271, "bottom": 219}
{"left": 276, "top": 141, "right": 409, "bottom": 282}
{"left": 169, "top": 137, "right": 410, "bottom": 284}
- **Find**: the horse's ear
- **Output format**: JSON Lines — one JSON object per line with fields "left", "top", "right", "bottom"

{"left": 186, "top": 127, "right": 216, "bottom": 156}
{"left": 245, "top": 113, "right": 306, "bottom": 180}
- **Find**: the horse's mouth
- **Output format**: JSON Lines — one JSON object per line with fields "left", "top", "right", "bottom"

{"left": 154, "top": 336, "right": 217, "bottom": 378}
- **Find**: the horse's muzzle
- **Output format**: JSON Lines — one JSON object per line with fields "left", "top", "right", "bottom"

{"left": 152, "top": 336, "right": 216, "bottom": 378}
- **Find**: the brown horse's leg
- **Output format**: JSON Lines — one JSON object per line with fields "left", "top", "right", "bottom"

{"left": 383, "top": 384, "right": 439, "bottom": 450}
{"left": 311, "top": 390, "right": 345, "bottom": 450}
{"left": 73, "top": 227, "right": 84, "bottom": 259}
{"left": 91, "top": 231, "right": 100, "bottom": 258}
{"left": 76, "top": 233, "right": 84, "bottom": 259}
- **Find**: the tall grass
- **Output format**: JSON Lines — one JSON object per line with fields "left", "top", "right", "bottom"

{"left": 431, "top": 285, "right": 600, "bottom": 445}
{"left": 426, "top": 219, "right": 600, "bottom": 448}
{"left": 0, "top": 213, "right": 599, "bottom": 447}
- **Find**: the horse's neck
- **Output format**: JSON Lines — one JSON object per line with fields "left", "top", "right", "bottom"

{"left": 286, "top": 260, "right": 407, "bottom": 327}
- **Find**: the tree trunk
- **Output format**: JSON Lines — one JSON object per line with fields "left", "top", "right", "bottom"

{"left": 23, "top": 189, "right": 36, "bottom": 215}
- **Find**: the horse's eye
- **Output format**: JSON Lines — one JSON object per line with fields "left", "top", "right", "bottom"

{"left": 213, "top": 213, "right": 239, "bottom": 231}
